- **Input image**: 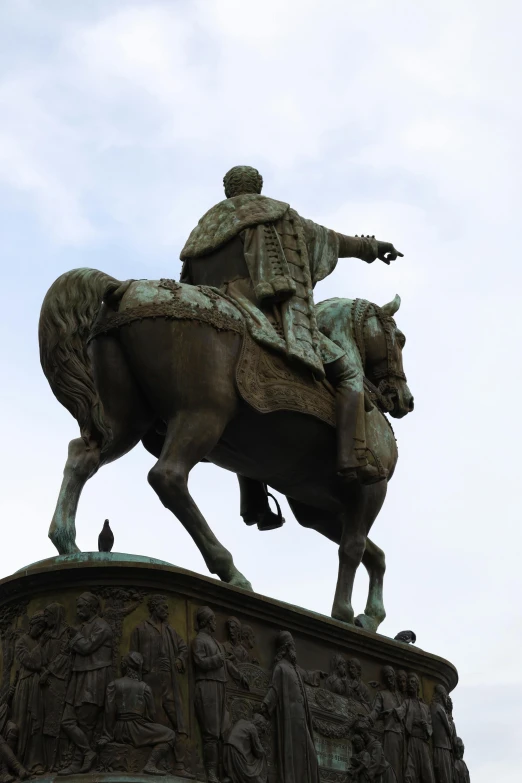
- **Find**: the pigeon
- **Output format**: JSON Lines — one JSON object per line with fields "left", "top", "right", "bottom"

{"left": 98, "top": 519, "right": 114, "bottom": 552}
{"left": 394, "top": 630, "right": 416, "bottom": 644}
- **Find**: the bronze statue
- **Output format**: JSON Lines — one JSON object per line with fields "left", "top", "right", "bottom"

{"left": 97, "top": 652, "right": 176, "bottom": 776}
{"left": 39, "top": 166, "right": 414, "bottom": 631}
{"left": 395, "top": 673, "right": 435, "bottom": 783}
{"left": 180, "top": 165, "right": 403, "bottom": 485}
{"left": 259, "top": 630, "right": 324, "bottom": 783}
{"left": 370, "top": 666, "right": 404, "bottom": 782}
{"left": 130, "top": 595, "right": 190, "bottom": 777}
{"left": 59, "top": 592, "right": 113, "bottom": 775}
{"left": 191, "top": 607, "right": 248, "bottom": 783}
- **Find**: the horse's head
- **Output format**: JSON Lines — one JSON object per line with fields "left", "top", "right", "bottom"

{"left": 364, "top": 295, "right": 414, "bottom": 419}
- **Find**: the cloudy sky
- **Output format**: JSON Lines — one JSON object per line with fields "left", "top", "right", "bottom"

{"left": 1, "top": 1, "right": 520, "bottom": 779}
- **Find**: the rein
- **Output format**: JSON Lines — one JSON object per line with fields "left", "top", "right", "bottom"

{"left": 352, "top": 299, "right": 406, "bottom": 413}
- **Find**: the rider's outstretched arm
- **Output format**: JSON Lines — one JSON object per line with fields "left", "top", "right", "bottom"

{"left": 336, "top": 233, "right": 404, "bottom": 265}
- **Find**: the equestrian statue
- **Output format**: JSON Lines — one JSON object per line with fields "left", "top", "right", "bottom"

{"left": 39, "top": 166, "right": 414, "bottom": 632}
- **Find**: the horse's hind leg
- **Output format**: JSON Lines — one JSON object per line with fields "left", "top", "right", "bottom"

{"left": 148, "top": 411, "right": 253, "bottom": 591}
{"left": 48, "top": 438, "right": 101, "bottom": 554}
{"left": 48, "top": 334, "right": 153, "bottom": 555}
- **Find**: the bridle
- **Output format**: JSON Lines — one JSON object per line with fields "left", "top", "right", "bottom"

{"left": 352, "top": 298, "right": 407, "bottom": 412}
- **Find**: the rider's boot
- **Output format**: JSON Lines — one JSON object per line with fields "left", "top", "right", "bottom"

{"left": 327, "top": 358, "right": 387, "bottom": 485}
{"left": 238, "top": 475, "right": 285, "bottom": 531}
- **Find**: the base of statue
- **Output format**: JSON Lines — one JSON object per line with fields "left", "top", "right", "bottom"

{"left": 0, "top": 555, "right": 458, "bottom": 783}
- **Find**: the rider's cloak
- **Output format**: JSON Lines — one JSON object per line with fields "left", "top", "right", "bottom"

{"left": 180, "top": 194, "right": 377, "bottom": 377}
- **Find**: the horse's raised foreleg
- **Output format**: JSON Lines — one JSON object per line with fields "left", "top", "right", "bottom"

{"left": 48, "top": 437, "right": 101, "bottom": 554}
{"left": 148, "top": 411, "right": 253, "bottom": 591}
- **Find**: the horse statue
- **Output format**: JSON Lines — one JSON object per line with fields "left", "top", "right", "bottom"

{"left": 39, "top": 269, "right": 413, "bottom": 632}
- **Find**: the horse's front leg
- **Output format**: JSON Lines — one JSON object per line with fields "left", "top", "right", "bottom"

{"left": 331, "top": 488, "right": 371, "bottom": 625}
{"left": 356, "top": 537, "right": 387, "bottom": 632}
{"left": 148, "top": 411, "right": 253, "bottom": 591}
{"left": 49, "top": 437, "right": 101, "bottom": 555}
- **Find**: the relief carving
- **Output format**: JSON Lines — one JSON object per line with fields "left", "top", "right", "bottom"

{"left": 97, "top": 651, "right": 175, "bottom": 776}
{"left": 259, "top": 630, "right": 325, "bottom": 783}
{"left": 12, "top": 610, "right": 46, "bottom": 774}
{"left": 430, "top": 685, "right": 454, "bottom": 783}
{"left": 370, "top": 666, "right": 404, "bottom": 782}
{"left": 59, "top": 592, "right": 113, "bottom": 775}
{"left": 396, "top": 673, "right": 435, "bottom": 783}
{"left": 130, "top": 594, "right": 191, "bottom": 778}
{"left": 348, "top": 730, "right": 395, "bottom": 782}
{"left": 222, "top": 713, "right": 268, "bottom": 783}
{"left": 191, "top": 607, "right": 249, "bottom": 783}
{"left": 454, "top": 738, "right": 470, "bottom": 783}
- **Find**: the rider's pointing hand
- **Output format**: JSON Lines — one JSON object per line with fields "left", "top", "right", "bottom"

{"left": 376, "top": 241, "right": 403, "bottom": 264}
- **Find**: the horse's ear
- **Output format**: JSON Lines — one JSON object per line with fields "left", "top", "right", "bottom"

{"left": 381, "top": 294, "right": 401, "bottom": 317}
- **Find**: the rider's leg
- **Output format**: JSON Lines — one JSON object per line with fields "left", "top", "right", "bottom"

{"left": 325, "top": 356, "right": 385, "bottom": 485}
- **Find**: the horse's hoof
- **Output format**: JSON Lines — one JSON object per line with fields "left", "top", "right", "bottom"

{"left": 331, "top": 605, "right": 355, "bottom": 625}
{"left": 228, "top": 573, "right": 253, "bottom": 592}
{"left": 355, "top": 614, "right": 380, "bottom": 633}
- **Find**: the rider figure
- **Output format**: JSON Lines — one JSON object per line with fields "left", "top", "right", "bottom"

{"left": 180, "top": 167, "right": 402, "bottom": 519}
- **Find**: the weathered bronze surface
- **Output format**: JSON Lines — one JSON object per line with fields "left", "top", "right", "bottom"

{"left": 0, "top": 559, "right": 463, "bottom": 783}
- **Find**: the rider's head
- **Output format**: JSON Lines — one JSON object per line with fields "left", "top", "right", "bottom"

{"left": 223, "top": 166, "right": 263, "bottom": 198}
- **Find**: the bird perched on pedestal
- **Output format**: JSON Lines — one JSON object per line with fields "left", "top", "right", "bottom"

{"left": 394, "top": 630, "right": 416, "bottom": 644}
{"left": 98, "top": 519, "right": 114, "bottom": 552}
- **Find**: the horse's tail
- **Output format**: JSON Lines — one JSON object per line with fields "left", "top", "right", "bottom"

{"left": 38, "top": 267, "right": 122, "bottom": 450}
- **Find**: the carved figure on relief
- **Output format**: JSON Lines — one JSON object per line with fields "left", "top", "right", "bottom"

{"left": 97, "top": 652, "right": 175, "bottom": 776}
{"left": 222, "top": 713, "right": 268, "bottom": 783}
{"left": 0, "top": 688, "right": 29, "bottom": 781}
{"left": 430, "top": 685, "right": 455, "bottom": 783}
{"left": 130, "top": 594, "right": 191, "bottom": 777}
{"left": 325, "top": 654, "right": 351, "bottom": 696}
{"left": 240, "top": 625, "right": 259, "bottom": 665}
{"left": 395, "top": 673, "right": 435, "bottom": 783}
{"left": 223, "top": 618, "right": 249, "bottom": 664}
{"left": 12, "top": 610, "right": 46, "bottom": 774}
{"left": 348, "top": 658, "right": 372, "bottom": 712}
{"left": 349, "top": 730, "right": 396, "bottom": 783}
{"left": 454, "top": 738, "right": 470, "bottom": 783}
{"left": 259, "top": 630, "right": 325, "bottom": 783}
{"left": 59, "top": 592, "right": 113, "bottom": 776}
{"left": 39, "top": 602, "right": 72, "bottom": 772}
{"left": 370, "top": 666, "right": 404, "bottom": 783}
{"left": 191, "top": 607, "right": 249, "bottom": 783}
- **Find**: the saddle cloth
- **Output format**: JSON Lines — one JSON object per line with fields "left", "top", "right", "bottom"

{"left": 236, "top": 332, "right": 336, "bottom": 427}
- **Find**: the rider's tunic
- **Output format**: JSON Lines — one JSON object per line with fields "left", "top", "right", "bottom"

{"left": 180, "top": 194, "right": 377, "bottom": 379}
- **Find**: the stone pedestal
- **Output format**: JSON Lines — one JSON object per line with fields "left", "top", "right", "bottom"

{"left": 0, "top": 555, "right": 458, "bottom": 783}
